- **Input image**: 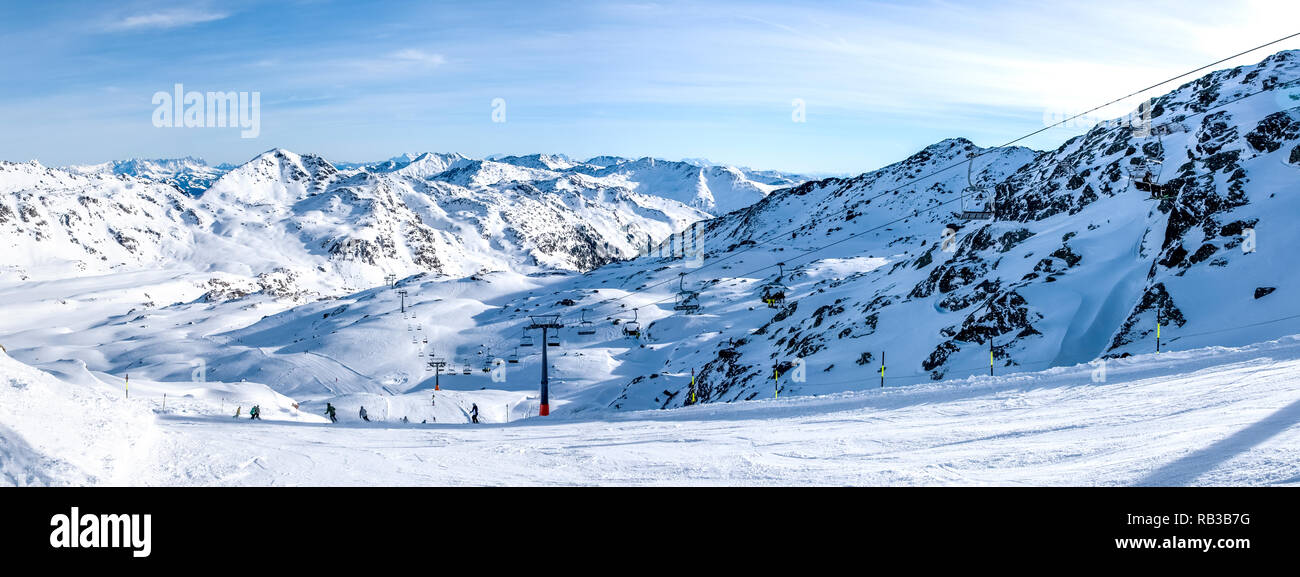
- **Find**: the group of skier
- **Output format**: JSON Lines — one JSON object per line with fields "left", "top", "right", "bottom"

{"left": 239, "top": 401, "right": 483, "bottom": 425}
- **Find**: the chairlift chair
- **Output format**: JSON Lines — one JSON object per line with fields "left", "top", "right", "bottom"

{"left": 759, "top": 262, "right": 788, "bottom": 308}
{"left": 759, "top": 262, "right": 785, "bottom": 309}
{"left": 956, "top": 152, "right": 995, "bottom": 220}
{"left": 761, "top": 285, "right": 787, "bottom": 308}
{"left": 577, "top": 309, "right": 597, "bottom": 336}
{"left": 1128, "top": 128, "right": 1178, "bottom": 200}
{"left": 1128, "top": 158, "right": 1175, "bottom": 200}
{"left": 462, "top": 366, "right": 472, "bottom": 375}
{"left": 520, "top": 333, "right": 535, "bottom": 348}
{"left": 673, "top": 274, "right": 701, "bottom": 314}
{"left": 509, "top": 348, "right": 520, "bottom": 364}
{"left": 622, "top": 309, "right": 641, "bottom": 338}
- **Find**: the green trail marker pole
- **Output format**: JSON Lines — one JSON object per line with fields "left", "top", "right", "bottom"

{"left": 125, "top": 374, "right": 129, "bottom": 399}
{"left": 989, "top": 339, "right": 994, "bottom": 377}
{"left": 773, "top": 364, "right": 780, "bottom": 399}
{"left": 880, "top": 351, "right": 885, "bottom": 388}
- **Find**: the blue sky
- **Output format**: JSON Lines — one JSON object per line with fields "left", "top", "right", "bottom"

{"left": 2, "top": 0, "right": 1298, "bottom": 174}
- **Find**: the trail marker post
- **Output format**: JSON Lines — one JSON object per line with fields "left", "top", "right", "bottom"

{"left": 690, "top": 368, "right": 696, "bottom": 405}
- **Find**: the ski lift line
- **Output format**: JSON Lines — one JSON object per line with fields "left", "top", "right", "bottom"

{"left": 575, "top": 79, "right": 1297, "bottom": 325}
{"left": 1164, "top": 312, "right": 1300, "bottom": 344}
{"left": 996, "top": 31, "right": 1300, "bottom": 150}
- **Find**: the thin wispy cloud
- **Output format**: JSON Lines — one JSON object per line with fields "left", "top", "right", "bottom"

{"left": 110, "top": 10, "right": 229, "bottom": 31}
{"left": 390, "top": 49, "right": 447, "bottom": 67}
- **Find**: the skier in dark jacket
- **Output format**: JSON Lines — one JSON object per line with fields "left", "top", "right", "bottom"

{"left": 324, "top": 403, "right": 337, "bottom": 423}
{"left": 360, "top": 406, "right": 370, "bottom": 422}
{"left": 470, "top": 403, "right": 479, "bottom": 424}
{"left": 249, "top": 405, "right": 261, "bottom": 420}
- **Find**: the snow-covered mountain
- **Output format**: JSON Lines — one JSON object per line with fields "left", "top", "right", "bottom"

{"left": 67, "top": 156, "right": 229, "bottom": 196}
{"left": 2, "top": 148, "right": 806, "bottom": 295}
{"left": 2, "top": 50, "right": 1298, "bottom": 425}
{"left": 585, "top": 49, "right": 1300, "bottom": 406}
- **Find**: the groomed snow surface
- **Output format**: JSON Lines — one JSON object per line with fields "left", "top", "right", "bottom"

{"left": 3, "top": 335, "right": 1298, "bottom": 486}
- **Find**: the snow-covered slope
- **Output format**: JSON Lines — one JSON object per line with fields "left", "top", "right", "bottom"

{"left": 0, "top": 349, "right": 158, "bottom": 486}
{"left": 6, "top": 335, "right": 1299, "bottom": 486}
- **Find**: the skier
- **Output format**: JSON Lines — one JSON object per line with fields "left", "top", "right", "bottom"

{"left": 233, "top": 406, "right": 241, "bottom": 419}
{"left": 249, "top": 405, "right": 261, "bottom": 420}
{"left": 324, "top": 402, "right": 337, "bottom": 423}
{"left": 470, "top": 403, "right": 479, "bottom": 424}
{"left": 360, "top": 406, "right": 370, "bottom": 422}
{"left": 401, "top": 416, "right": 409, "bottom": 423}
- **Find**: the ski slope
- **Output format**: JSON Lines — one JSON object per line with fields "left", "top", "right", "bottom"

{"left": 6, "top": 336, "right": 1298, "bottom": 486}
